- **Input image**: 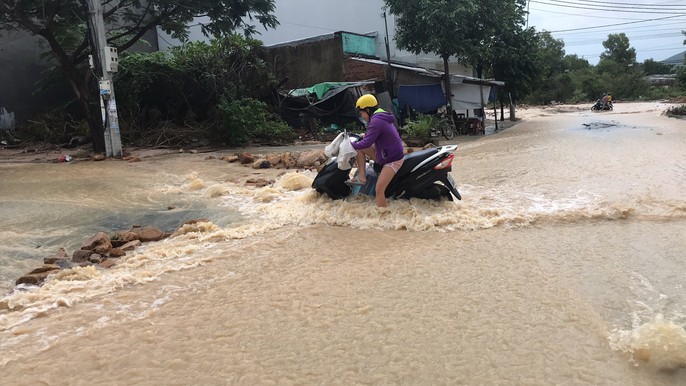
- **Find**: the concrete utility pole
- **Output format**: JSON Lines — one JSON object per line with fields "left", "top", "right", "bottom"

{"left": 86, "top": 0, "right": 122, "bottom": 158}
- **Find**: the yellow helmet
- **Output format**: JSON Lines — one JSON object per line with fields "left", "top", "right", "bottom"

{"left": 355, "top": 94, "right": 378, "bottom": 110}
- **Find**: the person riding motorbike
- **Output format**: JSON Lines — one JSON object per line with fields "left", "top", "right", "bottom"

{"left": 349, "top": 94, "right": 405, "bottom": 208}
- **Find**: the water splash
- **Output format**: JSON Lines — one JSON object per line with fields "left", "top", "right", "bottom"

{"left": 609, "top": 314, "right": 686, "bottom": 371}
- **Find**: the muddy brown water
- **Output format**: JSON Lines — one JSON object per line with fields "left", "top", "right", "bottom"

{"left": 1, "top": 103, "right": 685, "bottom": 384}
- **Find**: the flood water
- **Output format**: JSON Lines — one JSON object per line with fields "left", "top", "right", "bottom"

{"left": 1, "top": 103, "right": 685, "bottom": 385}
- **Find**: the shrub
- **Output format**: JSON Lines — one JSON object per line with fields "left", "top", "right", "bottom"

{"left": 217, "top": 97, "right": 294, "bottom": 146}
{"left": 664, "top": 105, "right": 686, "bottom": 117}
{"left": 402, "top": 114, "right": 434, "bottom": 145}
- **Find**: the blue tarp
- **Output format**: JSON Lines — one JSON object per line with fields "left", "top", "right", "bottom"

{"left": 397, "top": 83, "right": 447, "bottom": 113}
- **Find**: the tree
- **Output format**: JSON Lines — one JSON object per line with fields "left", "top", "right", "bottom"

{"left": 490, "top": 27, "right": 541, "bottom": 115}
{"left": 384, "top": 0, "right": 476, "bottom": 118}
{"left": 600, "top": 33, "right": 636, "bottom": 65}
{"left": 0, "top": 0, "right": 277, "bottom": 152}
{"left": 527, "top": 31, "right": 568, "bottom": 104}
{"left": 641, "top": 58, "right": 674, "bottom": 76}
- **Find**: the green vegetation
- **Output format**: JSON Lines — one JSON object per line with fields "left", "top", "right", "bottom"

{"left": 664, "top": 105, "right": 686, "bottom": 117}
{"left": 1, "top": 0, "right": 277, "bottom": 152}
{"left": 114, "top": 35, "right": 290, "bottom": 147}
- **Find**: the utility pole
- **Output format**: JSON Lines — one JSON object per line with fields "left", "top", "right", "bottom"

{"left": 86, "top": 0, "right": 122, "bottom": 158}
{"left": 383, "top": 11, "right": 394, "bottom": 99}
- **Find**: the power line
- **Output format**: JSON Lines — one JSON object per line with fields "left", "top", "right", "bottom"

{"left": 544, "top": 14, "right": 684, "bottom": 33}
{"left": 531, "top": 0, "right": 686, "bottom": 14}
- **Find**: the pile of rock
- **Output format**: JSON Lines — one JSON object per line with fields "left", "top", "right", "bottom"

{"left": 15, "top": 225, "right": 170, "bottom": 287}
{"left": 220, "top": 150, "right": 329, "bottom": 170}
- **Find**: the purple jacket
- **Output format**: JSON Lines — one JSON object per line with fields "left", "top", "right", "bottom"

{"left": 352, "top": 110, "right": 404, "bottom": 165}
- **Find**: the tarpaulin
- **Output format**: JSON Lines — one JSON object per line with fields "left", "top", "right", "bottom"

{"left": 397, "top": 83, "right": 447, "bottom": 113}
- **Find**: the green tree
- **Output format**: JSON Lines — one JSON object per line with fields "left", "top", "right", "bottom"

{"left": 385, "top": 0, "right": 528, "bottom": 120}
{"left": 600, "top": 33, "right": 636, "bottom": 65}
{"left": 384, "top": 0, "right": 475, "bottom": 117}
{"left": 641, "top": 58, "right": 674, "bottom": 75}
{"left": 526, "top": 31, "right": 568, "bottom": 104}
{"left": 490, "top": 27, "right": 541, "bottom": 114}
{"left": 0, "top": 0, "right": 277, "bottom": 152}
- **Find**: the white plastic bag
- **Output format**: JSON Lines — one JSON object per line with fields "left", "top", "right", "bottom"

{"left": 337, "top": 133, "right": 357, "bottom": 170}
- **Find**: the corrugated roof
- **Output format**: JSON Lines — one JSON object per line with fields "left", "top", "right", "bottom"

{"left": 350, "top": 57, "right": 504, "bottom": 86}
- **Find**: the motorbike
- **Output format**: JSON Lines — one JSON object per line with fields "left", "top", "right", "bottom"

{"left": 312, "top": 136, "right": 461, "bottom": 201}
{"left": 591, "top": 99, "right": 613, "bottom": 111}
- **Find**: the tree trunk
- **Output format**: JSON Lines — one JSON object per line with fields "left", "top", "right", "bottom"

{"left": 71, "top": 77, "right": 106, "bottom": 153}
{"left": 38, "top": 30, "right": 106, "bottom": 153}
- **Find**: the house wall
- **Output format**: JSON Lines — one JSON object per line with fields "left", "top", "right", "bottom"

{"left": 343, "top": 57, "right": 385, "bottom": 82}
{"left": 159, "top": 0, "right": 471, "bottom": 73}
{"left": 264, "top": 34, "right": 345, "bottom": 90}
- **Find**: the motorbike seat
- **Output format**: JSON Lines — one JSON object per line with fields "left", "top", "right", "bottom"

{"left": 391, "top": 147, "right": 439, "bottom": 179}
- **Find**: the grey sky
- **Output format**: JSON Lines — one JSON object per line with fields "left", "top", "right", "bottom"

{"left": 526, "top": 0, "right": 686, "bottom": 64}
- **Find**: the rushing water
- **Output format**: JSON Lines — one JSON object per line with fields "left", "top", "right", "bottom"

{"left": 0, "top": 103, "right": 685, "bottom": 384}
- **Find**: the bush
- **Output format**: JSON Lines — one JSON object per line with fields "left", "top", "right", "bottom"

{"left": 217, "top": 97, "right": 294, "bottom": 146}
{"left": 664, "top": 105, "right": 686, "bottom": 117}
{"left": 402, "top": 114, "right": 435, "bottom": 145}
{"left": 113, "top": 35, "right": 284, "bottom": 147}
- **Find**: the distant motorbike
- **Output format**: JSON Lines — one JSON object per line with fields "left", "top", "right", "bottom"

{"left": 591, "top": 99, "right": 613, "bottom": 111}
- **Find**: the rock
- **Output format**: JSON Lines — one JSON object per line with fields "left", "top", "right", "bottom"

{"left": 87, "top": 253, "right": 103, "bottom": 264}
{"left": 296, "top": 150, "right": 326, "bottom": 168}
{"left": 127, "top": 157, "right": 141, "bottom": 163}
{"left": 16, "top": 271, "right": 52, "bottom": 286}
{"left": 281, "top": 152, "right": 297, "bottom": 169}
{"left": 81, "top": 231, "right": 112, "bottom": 255}
{"left": 92, "top": 154, "right": 106, "bottom": 161}
{"left": 119, "top": 240, "right": 141, "bottom": 251}
{"left": 99, "top": 259, "right": 116, "bottom": 269}
{"left": 222, "top": 155, "right": 239, "bottom": 163}
{"left": 108, "top": 248, "right": 126, "bottom": 257}
{"left": 237, "top": 152, "right": 255, "bottom": 164}
{"left": 252, "top": 159, "right": 271, "bottom": 169}
{"left": 44, "top": 248, "right": 67, "bottom": 264}
{"left": 111, "top": 231, "right": 139, "bottom": 247}
{"left": 72, "top": 249, "right": 92, "bottom": 263}
{"left": 133, "top": 226, "right": 166, "bottom": 242}
{"left": 245, "top": 178, "right": 272, "bottom": 187}
{"left": 29, "top": 264, "right": 61, "bottom": 274}
{"left": 265, "top": 153, "right": 283, "bottom": 167}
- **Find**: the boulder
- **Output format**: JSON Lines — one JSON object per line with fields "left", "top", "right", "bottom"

{"left": 108, "top": 248, "right": 126, "bottom": 257}
{"left": 111, "top": 231, "right": 139, "bottom": 247}
{"left": 81, "top": 232, "right": 112, "bottom": 255}
{"left": 99, "top": 259, "right": 117, "bottom": 269}
{"left": 132, "top": 226, "right": 166, "bottom": 242}
{"left": 44, "top": 247, "right": 68, "bottom": 264}
{"left": 265, "top": 153, "right": 283, "bottom": 167}
{"left": 119, "top": 240, "right": 141, "bottom": 251}
{"left": 16, "top": 271, "right": 52, "bottom": 286}
{"left": 296, "top": 150, "right": 326, "bottom": 168}
{"left": 237, "top": 152, "right": 255, "bottom": 164}
{"left": 245, "top": 178, "right": 273, "bottom": 188}
{"left": 252, "top": 159, "right": 271, "bottom": 169}
{"left": 87, "top": 253, "right": 104, "bottom": 264}
{"left": 28, "top": 264, "right": 61, "bottom": 274}
{"left": 72, "top": 249, "right": 92, "bottom": 263}
{"left": 222, "top": 155, "right": 239, "bottom": 163}
{"left": 281, "top": 152, "right": 297, "bottom": 169}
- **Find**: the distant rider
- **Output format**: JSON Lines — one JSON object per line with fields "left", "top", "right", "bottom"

{"left": 350, "top": 94, "right": 405, "bottom": 208}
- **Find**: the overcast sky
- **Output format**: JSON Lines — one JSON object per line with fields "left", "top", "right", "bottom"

{"left": 525, "top": 0, "right": 686, "bottom": 65}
